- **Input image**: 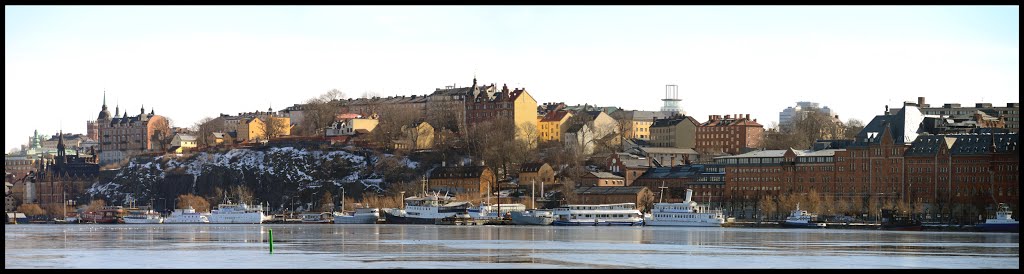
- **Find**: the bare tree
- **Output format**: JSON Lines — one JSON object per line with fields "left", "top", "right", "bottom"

{"left": 177, "top": 194, "right": 211, "bottom": 213}
{"left": 843, "top": 119, "right": 865, "bottom": 140}
{"left": 230, "top": 185, "right": 255, "bottom": 205}
{"left": 319, "top": 191, "right": 334, "bottom": 212}
{"left": 296, "top": 89, "right": 347, "bottom": 136}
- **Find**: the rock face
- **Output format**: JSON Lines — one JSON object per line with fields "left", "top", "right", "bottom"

{"left": 87, "top": 146, "right": 419, "bottom": 212}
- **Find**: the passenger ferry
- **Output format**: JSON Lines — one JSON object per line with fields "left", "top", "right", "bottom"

{"left": 122, "top": 209, "right": 165, "bottom": 224}
{"left": 383, "top": 193, "right": 473, "bottom": 224}
{"left": 164, "top": 206, "right": 210, "bottom": 224}
{"left": 334, "top": 207, "right": 381, "bottom": 224}
{"left": 551, "top": 203, "right": 644, "bottom": 226}
{"left": 208, "top": 202, "right": 270, "bottom": 224}
{"left": 975, "top": 203, "right": 1018, "bottom": 233}
{"left": 782, "top": 203, "right": 827, "bottom": 228}
{"left": 645, "top": 189, "right": 726, "bottom": 227}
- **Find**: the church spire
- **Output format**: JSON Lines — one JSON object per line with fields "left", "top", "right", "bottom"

{"left": 102, "top": 90, "right": 108, "bottom": 108}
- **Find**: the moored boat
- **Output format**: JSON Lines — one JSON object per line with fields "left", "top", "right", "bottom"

{"left": 383, "top": 193, "right": 472, "bottom": 224}
{"left": 976, "top": 203, "right": 1018, "bottom": 233}
{"left": 164, "top": 206, "right": 210, "bottom": 224}
{"left": 880, "top": 209, "right": 922, "bottom": 231}
{"left": 123, "top": 209, "right": 165, "bottom": 224}
{"left": 301, "top": 212, "right": 334, "bottom": 223}
{"left": 781, "top": 204, "right": 827, "bottom": 228}
{"left": 510, "top": 209, "right": 556, "bottom": 225}
{"left": 334, "top": 207, "right": 381, "bottom": 224}
{"left": 81, "top": 206, "right": 127, "bottom": 224}
{"left": 208, "top": 202, "right": 269, "bottom": 224}
{"left": 551, "top": 203, "right": 644, "bottom": 226}
{"left": 645, "top": 189, "right": 727, "bottom": 227}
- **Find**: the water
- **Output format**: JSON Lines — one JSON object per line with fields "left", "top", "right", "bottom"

{"left": 4, "top": 224, "right": 1018, "bottom": 268}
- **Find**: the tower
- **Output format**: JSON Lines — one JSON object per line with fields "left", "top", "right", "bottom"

{"left": 660, "top": 84, "right": 685, "bottom": 116}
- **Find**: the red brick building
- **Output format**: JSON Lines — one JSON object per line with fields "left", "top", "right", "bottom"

{"left": 696, "top": 114, "right": 764, "bottom": 155}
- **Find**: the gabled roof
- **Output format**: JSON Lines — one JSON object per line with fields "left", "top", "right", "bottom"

{"left": 540, "top": 111, "right": 570, "bottom": 122}
{"left": 520, "top": 162, "right": 549, "bottom": 173}
{"left": 855, "top": 105, "right": 925, "bottom": 146}
{"left": 584, "top": 171, "right": 624, "bottom": 180}
{"left": 650, "top": 116, "right": 699, "bottom": 128}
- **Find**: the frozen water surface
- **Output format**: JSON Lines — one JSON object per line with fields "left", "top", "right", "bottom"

{"left": 4, "top": 224, "right": 1017, "bottom": 268}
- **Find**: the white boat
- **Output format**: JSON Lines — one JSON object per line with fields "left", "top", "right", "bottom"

{"left": 510, "top": 209, "right": 556, "bottom": 225}
{"left": 123, "top": 209, "right": 165, "bottom": 224}
{"left": 208, "top": 202, "right": 269, "bottom": 224}
{"left": 383, "top": 193, "right": 473, "bottom": 224}
{"left": 781, "top": 203, "right": 826, "bottom": 228}
{"left": 334, "top": 207, "right": 381, "bottom": 224}
{"left": 468, "top": 203, "right": 526, "bottom": 220}
{"left": 301, "top": 212, "right": 334, "bottom": 223}
{"left": 645, "top": 189, "right": 726, "bottom": 227}
{"left": 164, "top": 206, "right": 210, "bottom": 224}
{"left": 551, "top": 203, "right": 644, "bottom": 226}
{"left": 976, "top": 203, "right": 1019, "bottom": 233}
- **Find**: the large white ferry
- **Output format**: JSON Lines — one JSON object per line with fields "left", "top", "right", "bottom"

{"left": 122, "top": 209, "right": 165, "bottom": 224}
{"left": 383, "top": 193, "right": 473, "bottom": 224}
{"left": 208, "top": 203, "right": 270, "bottom": 224}
{"left": 551, "top": 203, "right": 644, "bottom": 226}
{"left": 781, "top": 203, "right": 826, "bottom": 228}
{"left": 645, "top": 189, "right": 726, "bottom": 227}
{"left": 164, "top": 206, "right": 210, "bottom": 224}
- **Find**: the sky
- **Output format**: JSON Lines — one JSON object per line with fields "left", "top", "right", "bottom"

{"left": 5, "top": 6, "right": 1019, "bottom": 153}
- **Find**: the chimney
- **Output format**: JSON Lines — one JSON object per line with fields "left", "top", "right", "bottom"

{"left": 918, "top": 97, "right": 926, "bottom": 107}
{"left": 724, "top": 115, "right": 731, "bottom": 119}
{"left": 709, "top": 115, "right": 713, "bottom": 121}
{"left": 746, "top": 114, "right": 750, "bottom": 120}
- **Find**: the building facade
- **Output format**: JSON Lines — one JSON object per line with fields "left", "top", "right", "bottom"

{"left": 538, "top": 110, "right": 573, "bottom": 143}
{"left": 649, "top": 115, "right": 700, "bottom": 149}
{"left": 889, "top": 97, "right": 1019, "bottom": 132}
{"left": 696, "top": 114, "right": 764, "bottom": 155}
{"left": 427, "top": 165, "right": 496, "bottom": 197}
{"left": 96, "top": 102, "right": 171, "bottom": 165}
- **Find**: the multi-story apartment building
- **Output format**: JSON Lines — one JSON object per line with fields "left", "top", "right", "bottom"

{"left": 715, "top": 105, "right": 1019, "bottom": 222}
{"left": 779, "top": 101, "right": 838, "bottom": 130}
{"left": 649, "top": 115, "right": 699, "bottom": 149}
{"left": 95, "top": 97, "right": 171, "bottom": 165}
{"left": 466, "top": 83, "right": 539, "bottom": 142}
{"left": 631, "top": 164, "right": 726, "bottom": 207}
{"left": 611, "top": 110, "right": 659, "bottom": 141}
{"left": 538, "top": 110, "right": 572, "bottom": 143}
{"left": 890, "top": 97, "right": 1019, "bottom": 132}
{"left": 427, "top": 165, "right": 496, "bottom": 197}
{"left": 696, "top": 114, "right": 764, "bottom": 155}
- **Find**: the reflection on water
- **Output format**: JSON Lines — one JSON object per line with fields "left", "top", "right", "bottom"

{"left": 4, "top": 224, "right": 1018, "bottom": 269}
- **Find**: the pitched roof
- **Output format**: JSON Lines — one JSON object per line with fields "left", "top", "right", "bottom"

{"left": 520, "top": 162, "right": 549, "bottom": 173}
{"left": 540, "top": 110, "right": 570, "bottom": 122}
{"left": 854, "top": 105, "right": 926, "bottom": 146}
{"left": 574, "top": 186, "right": 649, "bottom": 195}
{"left": 640, "top": 147, "right": 698, "bottom": 155}
{"left": 585, "top": 171, "right": 624, "bottom": 180}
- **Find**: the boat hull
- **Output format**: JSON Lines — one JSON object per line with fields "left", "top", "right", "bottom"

{"left": 383, "top": 212, "right": 441, "bottom": 224}
{"left": 334, "top": 215, "right": 379, "bottom": 224}
{"left": 781, "top": 221, "right": 827, "bottom": 228}
{"left": 880, "top": 225, "right": 923, "bottom": 231}
{"left": 123, "top": 218, "right": 164, "bottom": 224}
{"left": 208, "top": 213, "right": 265, "bottom": 224}
{"left": 645, "top": 220, "right": 723, "bottom": 227}
{"left": 551, "top": 220, "right": 644, "bottom": 226}
{"left": 510, "top": 212, "right": 555, "bottom": 226}
{"left": 976, "top": 223, "right": 1019, "bottom": 233}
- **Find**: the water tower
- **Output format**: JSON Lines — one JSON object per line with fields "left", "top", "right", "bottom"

{"left": 660, "top": 84, "right": 685, "bottom": 116}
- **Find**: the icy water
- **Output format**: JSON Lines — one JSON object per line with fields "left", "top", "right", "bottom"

{"left": 4, "top": 224, "right": 1018, "bottom": 269}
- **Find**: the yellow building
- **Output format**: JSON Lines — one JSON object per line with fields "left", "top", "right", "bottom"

{"left": 611, "top": 110, "right": 659, "bottom": 140}
{"left": 395, "top": 121, "right": 435, "bottom": 151}
{"left": 169, "top": 133, "right": 197, "bottom": 153}
{"left": 427, "top": 165, "right": 496, "bottom": 197}
{"left": 538, "top": 110, "right": 572, "bottom": 143}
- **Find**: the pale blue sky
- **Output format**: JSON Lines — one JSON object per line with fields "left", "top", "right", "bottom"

{"left": 5, "top": 6, "right": 1019, "bottom": 152}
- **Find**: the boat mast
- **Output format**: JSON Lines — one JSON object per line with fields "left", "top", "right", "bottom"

{"left": 658, "top": 182, "right": 667, "bottom": 204}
